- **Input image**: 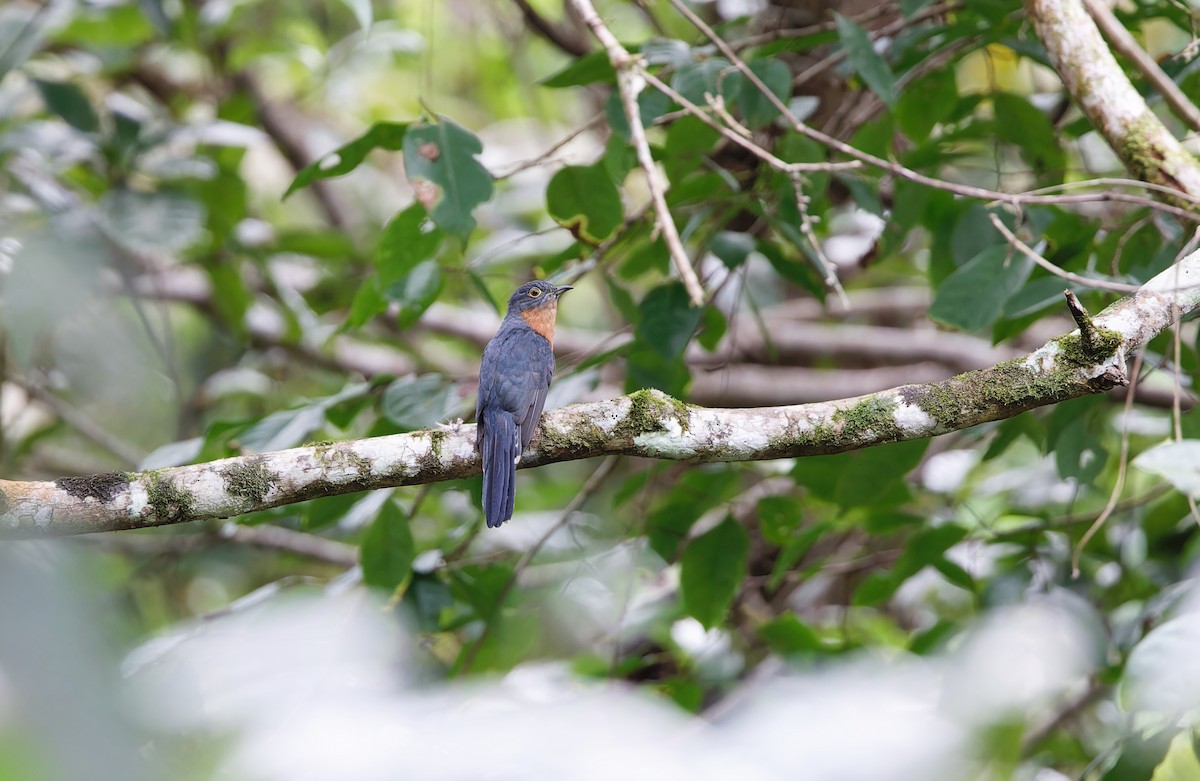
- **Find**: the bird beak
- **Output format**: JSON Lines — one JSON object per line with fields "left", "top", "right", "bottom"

{"left": 554, "top": 285, "right": 573, "bottom": 298}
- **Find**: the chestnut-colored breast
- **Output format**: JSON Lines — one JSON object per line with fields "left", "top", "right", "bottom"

{"left": 520, "top": 303, "right": 558, "bottom": 349}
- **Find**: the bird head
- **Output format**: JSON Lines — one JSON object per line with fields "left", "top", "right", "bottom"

{"left": 505, "top": 280, "right": 572, "bottom": 314}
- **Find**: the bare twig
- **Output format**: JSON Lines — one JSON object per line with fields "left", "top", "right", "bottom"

{"left": 509, "top": 0, "right": 590, "bottom": 56}
{"left": 1083, "top": 0, "right": 1200, "bottom": 133}
{"left": 1020, "top": 677, "right": 1110, "bottom": 756}
{"left": 791, "top": 172, "right": 850, "bottom": 307}
{"left": 9, "top": 375, "right": 143, "bottom": 467}
{"left": 669, "top": 0, "right": 1200, "bottom": 222}
{"left": 989, "top": 214, "right": 1140, "bottom": 293}
{"left": 1072, "top": 350, "right": 1143, "bottom": 576}
{"left": 220, "top": 522, "right": 359, "bottom": 567}
{"left": 570, "top": 0, "right": 706, "bottom": 306}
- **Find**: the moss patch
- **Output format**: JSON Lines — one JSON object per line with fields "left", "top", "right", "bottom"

{"left": 56, "top": 472, "right": 131, "bottom": 503}
{"left": 615, "top": 389, "right": 691, "bottom": 439}
{"left": 538, "top": 412, "right": 609, "bottom": 455}
{"left": 834, "top": 396, "right": 900, "bottom": 442}
{"left": 1055, "top": 327, "right": 1122, "bottom": 366}
{"left": 219, "top": 458, "right": 278, "bottom": 505}
{"left": 903, "top": 356, "right": 1083, "bottom": 431}
{"left": 146, "top": 471, "right": 195, "bottom": 523}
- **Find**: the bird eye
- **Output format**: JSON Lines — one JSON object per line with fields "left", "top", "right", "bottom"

{"left": 528, "top": 288, "right": 541, "bottom": 298}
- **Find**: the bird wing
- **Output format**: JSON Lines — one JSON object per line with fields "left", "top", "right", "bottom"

{"left": 478, "top": 325, "right": 554, "bottom": 452}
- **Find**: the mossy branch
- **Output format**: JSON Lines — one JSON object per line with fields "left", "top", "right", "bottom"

{"left": 3, "top": 250, "right": 1200, "bottom": 539}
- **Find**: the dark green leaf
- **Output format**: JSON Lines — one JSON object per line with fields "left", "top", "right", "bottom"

{"left": 346, "top": 277, "right": 387, "bottom": 329}
{"left": 928, "top": 245, "right": 1032, "bottom": 332}
{"left": 671, "top": 58, "right": 733, "bottom": 105}
{"left": 284, "top": 122, "right": 409, "bottom": 198}
{"left": 730, "top": 58, "right": 792, "bottom": 127}
{"left": 834, "top": 14, "right": 898, "bottom": 106}
{"left": 853, "top": 572, "right": 900, "bottom": 606}
{"left": 697, "top": 306, "right": 727, "bottom": 351}
{"left": 793, "top": 438, "right": 928, "bottom": 509}
{"left": 361, "top": 501, "right": 415, "bottom": 592}
{"left": 993, "top": 92, "right": 1065, "bottom": 174}
{"left": 895, "top": 71, "right": 958, "bottom": 141}
{"left": 606, "top": 89, "right": 672, "bottom": 140}
{"left": 680, "top": 516, "right": 749, "bottom": 628}
{"left": 758, "top": 495, "right": 804, "bottom": 546}
{"left": 34, "top": 80, "right": 99, "bottom": 132}
{"left": 540, "top": 51, "right": 615, "bottom": 88}
{"left": 377, "top": 203, "right": 445, "bottom": 287}
{"left": 758, "top": 614, "right": 823, "bottom": 655}
{"left": 402, "top": 117, "right": 494, "bottom": 243}
{"left": 546, "top": 164, "right": 624, "bottom": 244}
{"left": 646, "top": 469, "right": 741, "bottom": 560}
{"left": 711, "top": 231, "right": 754, "bottom": 270}
{"left": 636, "top": 282, "right": 704, "bottom": 360}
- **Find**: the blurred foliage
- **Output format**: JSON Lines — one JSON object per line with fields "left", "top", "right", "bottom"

{"left": 4, "top": 0, "right": 1200, "bottom": 779}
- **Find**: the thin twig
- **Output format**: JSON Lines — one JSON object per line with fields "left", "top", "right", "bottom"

{"left": 458, "top": 455, "right": 620, "bottom": 674}
{"left": 989, "top": 214, "right": 1141, "bottom": 293}
{"left": 10, "top": 375, "right": 144, "bottom": 467}
{"left": 1084, "top": 0, "right": 1200, "bottom": 133}
{"left": 1072, "top": 350, "right": 1143, "bottom": 576}
{"left": 492, "top": 112, "right": 606, "bottom": 179}
{"left": 570, "top": 0, "right": 706, "bottom": 306}
{"left": 509, "top": 0, "right": 590, "bottom": 56}
{"left": 220, "top": 522, "right": 359, "bottom": 567}
{"left": 666, "top": 0, "right": 1200, "bottom": 224}
{"left": 791, "top": 172, "right": 850, "bottom": 307}
{"left": 1020, "top": 677, "right": 1110, "bottom": 756}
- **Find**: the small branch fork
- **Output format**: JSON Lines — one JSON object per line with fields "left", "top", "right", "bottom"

{"left": 569, "top": 0, "right": 706, "bottom": 306}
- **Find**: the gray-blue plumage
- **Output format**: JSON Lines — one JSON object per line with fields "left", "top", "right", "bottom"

{"left": 476, "top": 281, "right": 571, "bottom": 528}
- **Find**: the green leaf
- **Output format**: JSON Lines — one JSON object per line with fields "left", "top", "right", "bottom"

{"left": 386, "top": 259, "right": 443, "bottom": 328}
{"left": 540, "top": 51, "right": 615, "bottom": 88}
{"left": 993, "top": 92, "right": 1065, "bottom": 174}
{"left": 853, "top": 571, "right": 900, "bottom": 606}
{"left": 834, "top": 13, "right": 898, "bottom": 106}
{"left": 758, "top": 614, "right": 823, "bottom": 655}
{"left": 381, "top": 374, "right": 453, "bottom": 430}
{"left": 546, "top": 164, "right": 624, "bottom": 244}
{"left": 710, "top": 231, "right": 754, "bottom": 270}
{"left": 730, "top": 58, "right": 792, "bottom": 128}
{"left": 680, "top": 516, "right": 749, "bottom": 629}
{"left": 97, "top": 189, "right": 206, "bottom": 255}
{"left": 671, "top": 58, "right": 733, "bottom": 105}
{"left": 1133, "top": 440, "right": 1200, "bottom": 496}
{"left": 928, "top": 245, "right": 1032, "bottom": 332}
{"left": 346, "top": 277, "right": 386, "bottom": 330}
{"left": 34, "top": 80, "right": 99, "bottom": 132}
{"left": 757, "top": 495, "right": 803, "bottom": 546}
{"left": 605, "top": 89, "right": 672, "bottom": 141}
{"left": 636, "top": 282, "right": 704, "bottom": 360}
{"left": 361, "top": 501, "right": 415, "bottom": 592}
{"left": 793, "top": 438, "right": 928, "bottom": 509}
{"left": 645, "top": 468, "right": 741, "bottom": 560}
{"left": 377, "top": 203, "right": 445, "bottom": 287}
{"left": 284, "top": 121, "right": 409, "bottom": 198}
{"left": 402, "top": 117, "right": 494, "bottom": 243}
{"left": 697, "top": 306, "right": 726, "bottom": 351}
{"left": 895, "top": 71, "right": 958, "bottom": 140}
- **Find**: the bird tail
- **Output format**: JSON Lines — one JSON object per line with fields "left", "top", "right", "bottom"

{"left": 480, "top": 409, "right": 519, "bottom": 528}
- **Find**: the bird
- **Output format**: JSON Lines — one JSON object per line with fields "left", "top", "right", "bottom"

{"left": 476, "top": 280, "right": 573, "bottom": 528}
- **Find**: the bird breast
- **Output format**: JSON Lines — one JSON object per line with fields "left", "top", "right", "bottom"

{"left": 519, "top": 304, "right": 558, "bottom": 348}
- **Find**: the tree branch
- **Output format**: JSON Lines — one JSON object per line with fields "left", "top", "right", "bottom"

{"left": 1082, "top": 0, "right": 1200, "bottom": 135}
{"left": 1027, "top": 0, "right": 1200, "bottom": 203}
{"left": 569, "top": 0, "right": 706, "bottom": 306}
{"left": 4, "top": 247, "right": 1200, "bottom": 538}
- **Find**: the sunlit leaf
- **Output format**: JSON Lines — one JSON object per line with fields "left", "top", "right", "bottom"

{"left": 1133, "top": 440, "right": 1200, "bottom": 497}
{"left": 546, "top": 164, "right": 623, "bottom": 244}
{"left": 284, "top": 122, "right": 409, "bottom": 198}
{"left": 402, "top": 117, "right": 494, "bottom": 244}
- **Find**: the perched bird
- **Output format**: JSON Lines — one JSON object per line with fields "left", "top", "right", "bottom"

{"left": 476, "top": 280, "right": 573, "bottom": 528}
